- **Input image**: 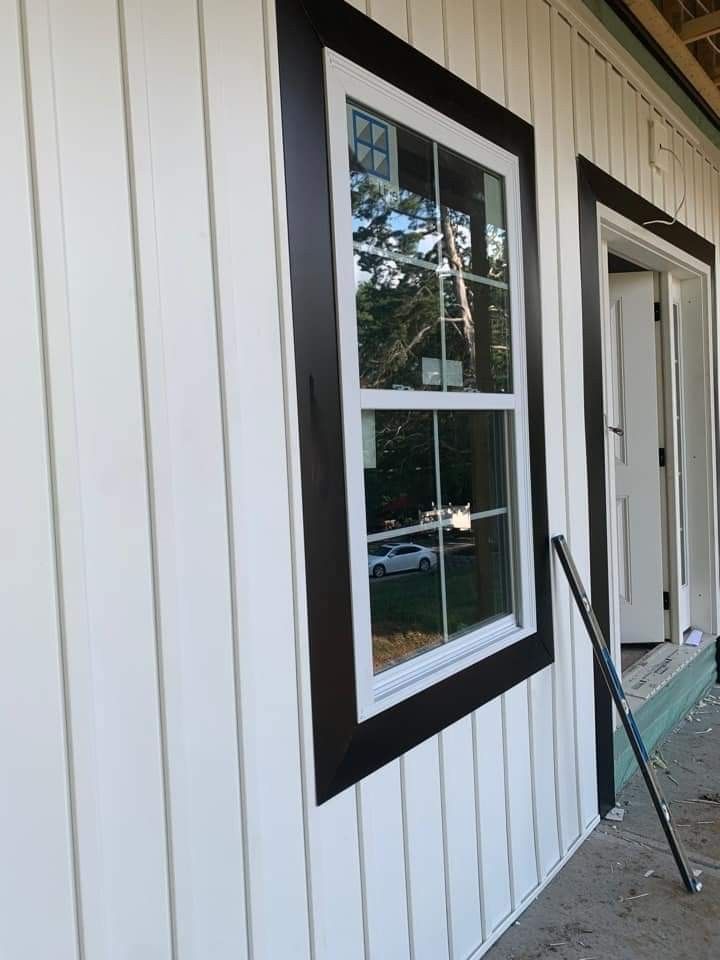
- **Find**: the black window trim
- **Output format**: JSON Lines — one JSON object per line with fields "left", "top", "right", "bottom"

{"left": 277, "top": 0, "right": 553, "bottom": 804}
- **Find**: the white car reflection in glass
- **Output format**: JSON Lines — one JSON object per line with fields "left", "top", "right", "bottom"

{"left": 368, "top": 543, "right": 438, "bottom": 578}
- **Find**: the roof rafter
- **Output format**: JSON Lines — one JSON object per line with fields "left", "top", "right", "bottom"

{"left": 679, "top": 11, "right": 720, "bottom": 45}
{"left": 622, "top": 0, "right": 720, "bottom": 117}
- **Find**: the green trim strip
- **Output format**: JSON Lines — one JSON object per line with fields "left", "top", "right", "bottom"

{"left": 614, "top": 639, "right": 718, "bottom": 790}
{"left": 580, "top": 0, "right": 720, "bottom": 148}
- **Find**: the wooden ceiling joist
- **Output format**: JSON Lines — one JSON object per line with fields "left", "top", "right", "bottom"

{"left": 679, "top": 11, "right": 720, "bottom": 45}
{"left": 622, "top": 0, "right": 720, "bottom": 117}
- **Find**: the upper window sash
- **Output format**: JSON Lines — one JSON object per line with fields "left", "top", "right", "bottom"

{"left": 325, "top": 51, "right": 536, "bottom": 720}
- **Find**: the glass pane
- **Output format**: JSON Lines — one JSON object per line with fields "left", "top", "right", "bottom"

{"left": 349, "top": 102, "right": 440, "bottom": 263}
{"left": 443, "top": 276, "right": 511, "bottom": 392}
{"left": 443, "top": 514, "right": 513, "bottom": 640}
{"left": 369, "top": 528, "right": 444, "bottom": 673}
{"left": 437, "top": 147, "right": 507, "bottom": 285}
{"left": 355, "top": 253, "right": 442, "bottom": 390}
{"left": 364, "top": 410, "right": 436, "bottom": 534}
{"left": 437, "top": 411, "right": 509, "bottom": 514}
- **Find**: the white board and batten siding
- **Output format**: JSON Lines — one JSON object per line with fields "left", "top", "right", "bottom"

{"left": 1, "top": 0, "right": 719, "bottom": 958}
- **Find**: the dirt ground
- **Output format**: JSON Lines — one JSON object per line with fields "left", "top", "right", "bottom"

{"left": 487, "top": 685, "right": 720, "bottom": 960}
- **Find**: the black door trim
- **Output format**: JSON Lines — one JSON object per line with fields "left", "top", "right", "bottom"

{"left": 577, "top": 155, "right": 715, "bottom": 815}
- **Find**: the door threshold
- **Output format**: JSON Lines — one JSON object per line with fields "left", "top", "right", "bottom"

{"left": 622, "top": 635, "right": 715, "bottom": 707}
{"left": 614, "top": 635, "right": 718, "bottom": 791}
{"left": 620, "top": 642, "right": 659, "bottom": 675}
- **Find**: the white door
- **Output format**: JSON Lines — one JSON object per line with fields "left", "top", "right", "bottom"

{"left": 669, "top": 281, "right": 691, "bottom": 634}
{"left": 607, "top": 273, "right": 665, "bottom": 645}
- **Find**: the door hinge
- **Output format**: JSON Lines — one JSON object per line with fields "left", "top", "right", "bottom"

{"left": 663, "top": 591, "right": 670, "bottom": 611}
{"left": 659, "top": 447, "right": 666, "bottom": 467}
{"left": 654, "top": 301, "right": 661, "bottom": 322}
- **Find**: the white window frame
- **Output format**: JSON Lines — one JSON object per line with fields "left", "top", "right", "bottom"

{"left": 325, "top": 51, "right": 536, "bottom": 720}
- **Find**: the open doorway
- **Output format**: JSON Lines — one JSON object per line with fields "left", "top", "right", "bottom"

{"left": 605, "top": 265, "right": 664, "bottom": 673}
{"left": 599, "top": 207, "right": 719, "bottom": 686}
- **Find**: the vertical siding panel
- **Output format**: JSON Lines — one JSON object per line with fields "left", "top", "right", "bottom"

{"left": 623, "top": 82, "right": 639, "bottom": 193}
{"left": 369, "top": 0, "right": 409, "bottom": 39}
{"left": 676, "top": 130, "right": 691, "bottom": 224}
{"left": 590, "top": 51, "right": 609, "bottom": 171}
{"left": 528, "top": 666, "right": 561, "bottom": 874}
{"left": 402, "top": 742, "right": 450, "bottom": 960}
{"left": 651, "top": 109, "right": 666, "bottom": 213}
{"left": 672, "top": 127, "right": 685, "bottom": 223}
{"left": 133, "top": 0, "right": 242, "bottom": 948}
{"left": 203, "top": 0, "right": 314, "bottom": 956}
{"left": 527, "top": 0, "right": 580, "bottom": 854}
{"left": 503, "top": 686, "right": 538, "bottom": 903}
{"left": 683, "top": 140, "right": 697, "bottom": 230}
{"left": 693, "top": 147, "right": 705, "bottom": 236}
{"left": 506, "top": 0, "right": 564, "bottom": 884}
{"left": 441, "top": 719, "right": 482, "bottom": 959}
{"left": 444, "top": 0, "right": 477, "bottom": 86}
{"left": 359, "top": 764, "right": 411, "bottom": 959}
{"left": 607, "top": 66, "right": 624, "bottom": 182}
{"left": 475, "top": 0, "right": 505, "bottom": 104}
{"left": 407, "top": 0, "right": 445, "bottom": 63}
{"left": 571, "top": 32, "right": 592, "bottom": 160}
{"left": 533, "top": 10, "right": 574, "bottom": 865}
{"left": 517, "top": 1, "right": 562, "bottom": 882}
{"left": 307, "top": 793, "right": 365, "bottom": 960}
{"left": 347, "top": 0, "right": 367, "bottom": 9}
{"left": 473, "top": 703, "right": 511, "bottom": 935}
{"left": 695, "top": 151, "right": 705, "bottom": 237}
{"left": 122, "top": 0, "right": 262, "bottom": 954}
{"left": 650, "top": 118, "right": 683, "bottom": 215}
{"left": 502, "top": 0, "right": 532, "bottom": 121}
{"left": 0, "top": 3, "right": 79, "bottom": 956}
{"left": 637, "top": 96, "right": 653, "bottom": 202}
{"left": 703, "top": 159, "right": 713, "bottom": 241}
{"left": 694, "top": 149, "right": 705, "bottom": 235}
{"left": 23, "top": 0, "right": 173, "bottom": 954}
{"left": 551, "top": 6, "right": 597, "bottom": 834}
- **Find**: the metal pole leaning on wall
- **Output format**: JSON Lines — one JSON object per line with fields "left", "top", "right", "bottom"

{"left": 552, "top": 535, "right": 701, "bottom": 894}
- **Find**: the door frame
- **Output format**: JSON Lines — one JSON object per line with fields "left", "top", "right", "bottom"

{"left": 600, "top": 215, "right": 716, "bottom": 665}
{"left": 578, "top": 157, "right": 718, "bottom": 813}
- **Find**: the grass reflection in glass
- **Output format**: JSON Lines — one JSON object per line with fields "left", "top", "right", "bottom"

{"left": 370, "top": 561, "right": 444, "bottom": 673}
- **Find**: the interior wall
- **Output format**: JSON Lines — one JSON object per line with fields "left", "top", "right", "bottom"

{"left": 1, "top": 0, "right": 718, "bottom": 959}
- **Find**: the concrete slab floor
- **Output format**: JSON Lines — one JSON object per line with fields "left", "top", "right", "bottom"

{"left": 486, "top": 686, "right": 720, "bottom": 960}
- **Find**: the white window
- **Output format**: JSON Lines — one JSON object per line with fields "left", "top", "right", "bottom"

{"left": 325, "top": 52, "right": 536, "bottom": 719}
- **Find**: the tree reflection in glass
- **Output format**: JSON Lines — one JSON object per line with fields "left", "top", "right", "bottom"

{"left": 438, "top": 148, "right": 511, "bottom": 393}
{"left": 349, "top": 101, "right": 512, "bottom": 394}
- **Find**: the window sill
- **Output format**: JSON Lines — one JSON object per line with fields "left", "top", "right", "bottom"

{"left": 365, "top": 614, "right": 534, "bottom": 719}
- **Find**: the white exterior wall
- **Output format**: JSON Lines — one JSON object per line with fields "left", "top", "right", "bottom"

{"left": 1, "top": 1, "right": 718, "bottom": 958}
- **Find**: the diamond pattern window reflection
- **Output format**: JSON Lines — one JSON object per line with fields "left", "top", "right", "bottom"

{"left": 351, "top": 108, "right": 392, "bottom": 181}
